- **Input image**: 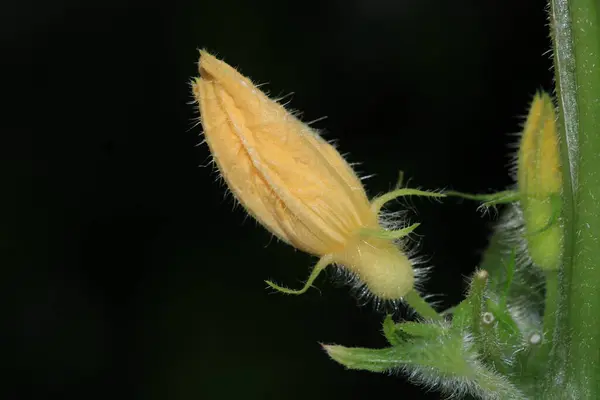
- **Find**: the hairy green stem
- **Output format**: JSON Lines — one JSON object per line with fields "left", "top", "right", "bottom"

{"left": 530, "top": 270, "right": 558, "bottom": 382}
{"left": 543, "top": 271, "right": 559, "bottom": 346}
{"left": 444, "top": 190, "right": 519, "bottom": 205}
{"left": 549, "top": 0, "right": 600, "bottom": 397}
{"left": 403, "top": 290, "right": 442, "bottom": 321}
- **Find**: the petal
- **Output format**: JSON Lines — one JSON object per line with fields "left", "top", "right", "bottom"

{"left": 194, "top": 51, "right": 375, "bottom": 255}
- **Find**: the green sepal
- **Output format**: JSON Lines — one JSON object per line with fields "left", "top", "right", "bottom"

{"left": 382, "top": 315, "right": 404, "bottom": 346}
{"left": 396, "top": 321, "right": 446, "bottom": 339}
{"left": 383, "top": 315, "right": 445, "bottom": 345}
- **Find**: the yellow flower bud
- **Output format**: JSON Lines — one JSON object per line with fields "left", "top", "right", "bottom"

{"left": 191, "top": 51, "right": 437, "bottom": 300}
{"left": 517, "top": 92, "right": 563, "bottom": 270}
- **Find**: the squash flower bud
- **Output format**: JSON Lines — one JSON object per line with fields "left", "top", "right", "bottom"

{"left": 191, "top": 51, "right": 440, "bottom": 300}
{"left": 517, "top": 92, "right": 563, "bottom": 271}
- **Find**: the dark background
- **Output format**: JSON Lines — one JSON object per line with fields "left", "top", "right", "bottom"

{"left": 2, "top": 0, "right": 553, "bottom": 399}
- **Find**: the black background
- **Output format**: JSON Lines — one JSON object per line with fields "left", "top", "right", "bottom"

{"left": 3, "top": 0, "right": 552, "bottom": 399}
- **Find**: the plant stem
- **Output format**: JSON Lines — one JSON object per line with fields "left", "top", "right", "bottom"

{"left": 549, "top": 0, "right": 600, "bottom": 397}
{"left": 543, "top": 271, "right": 559, "bottom": 345}
{"left": 532, "top": 270, "right": 558, "bottom": 377}
{"left": 404, "top": 290, "right": 442, "bottom": 321}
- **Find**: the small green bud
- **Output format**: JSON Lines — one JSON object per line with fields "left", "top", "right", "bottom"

{"left": 517, "top": 92, "right": 562, "bottom": 271}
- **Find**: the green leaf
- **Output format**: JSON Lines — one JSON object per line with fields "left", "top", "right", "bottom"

{"left": 323, "top": 332, "right": 526, "bottom": 400}
{"left": 450, "top": 299, "right": 471, "bottom": 332}
{"left": 450, "top": 270, "right": 487, "bottom": 333}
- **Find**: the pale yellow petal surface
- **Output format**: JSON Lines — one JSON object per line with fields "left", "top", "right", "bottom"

{"left": 194, "top": 77, "right": 291, "bottom": 243}
{"left": 193, "top": 51, "right": 375, "bottom": 256}
{"left": 518, "top": 92, "right": 561, "bottom": 198}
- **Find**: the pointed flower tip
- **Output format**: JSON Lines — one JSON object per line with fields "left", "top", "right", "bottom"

{"left": 192, "top": 51, "right": 416, "bottom": 300}
{"left": 518, "top": 91, "right": 561, "bottom": 197}
{"left": 197, "top": 50, "right": 237, "bottom": 82}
